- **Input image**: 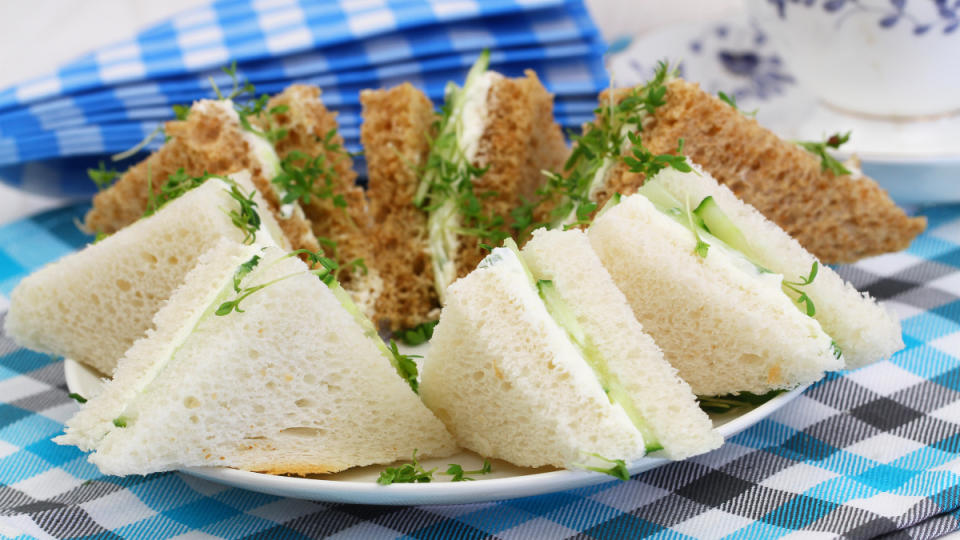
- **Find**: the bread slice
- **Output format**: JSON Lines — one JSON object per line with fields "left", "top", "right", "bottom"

{"left": 363, "top": 71, "right": 568, "bottom": 332}
{"left": 56, "top": 241, "right": 456, "bottom": 476}
{"left": 5, "top": 172, "right": 284, "bottom": 376}
{"left": 522, "top": 228, "right": 721, "bottom": 460}
{"left": 420, "top": 243, "right": 646, "bottom": 468}
{"left": 256, "top": 85, "right": 381, "bottom": 314}
{"left": 588, "top": 183, "right": 843, "bottom": 396}
{"left": 361, "top": 83, "right": 439, "bottom": 331}
{"left": 84, "top": 99, "right": 319, "bottom": 254}
{"left": 653, "top": 166, "right": 903, "bottom": 369}
{"left": 595, "top": 79, "right": 925, "bottom": 263}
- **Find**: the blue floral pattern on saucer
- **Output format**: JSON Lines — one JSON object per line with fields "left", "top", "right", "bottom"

{"left": 768, "top": 0, "right": 959, "bottom": 34}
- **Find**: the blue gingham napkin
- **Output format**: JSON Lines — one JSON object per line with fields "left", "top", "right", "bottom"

{"left": 0, "top": 0, "right": 609, "bottom": 197}
{"left": 0, "top": 203, "right": 958, "bottom": 539}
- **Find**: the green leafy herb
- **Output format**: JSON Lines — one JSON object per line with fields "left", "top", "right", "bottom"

{"left": 698, "top": 390, "right": 785, "bottom": 414}
{"left": 514, "top": 61, "right": 678, "bottom": 235}
{"left": 717, "top": 91, "right": 757, "bottom": 117}
{"left": 93, "top": 231, "right": 109, "bottom": 244}
{"left": 444, "top": 459, "right": 492, "bottom": 482}
{"left": 225, "top": 185, "right": 261, "bottom": 245}
{"left": 87, "top": 161, "right": 119, "bottom": 191}
{"left": 396, "top": 321, "right": 439, "bottom": 346}
{"left": 377, "top": 450, "right": 436, "bottom": 484}
{"left": 272, "top": 142, "right": 347, "bottom": 206}
{"left": 68, "top": 392, "right": 87, "bottom": 404}
{"left": 831, "top": 340, "right": 843, "bottom": 360}
{"left": 782, "top": 261, "right": 819, "bottom": 316}
{"left": 232, "top": 255, "right": 261, "bottom": 292}
{"left": 796, "top": 132, "right": 852, "bottom": 176}
{"left": 389, "top": 340, "right": 421, "bottom": 394}
{"left": 576, "top": 453, "right": 630, "bottom": 481}
{"left": 172, "top": 104, "right": 190, "bottom": 121}
{"left": 142, "top": 169, "right": 209, "bottom": 218}
{"left": 622, "top": 134, "right": 693, "bottom": 178}
{"left": 112, "top": 416, "right": 127, "bottom": 428}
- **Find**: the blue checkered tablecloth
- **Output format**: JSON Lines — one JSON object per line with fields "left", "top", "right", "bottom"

{"left": 0, "top": 0, "right": 609, "bottom": 198}
{"left": 0, "top": 202, "right": 958, "bottom": 539}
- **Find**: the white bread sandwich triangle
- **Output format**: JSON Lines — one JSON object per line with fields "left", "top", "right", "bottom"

{"left": 420, "top": 231, "right": 720, "bottom": 469}
{"left": 5, "top": 172, "right": 287, "bottom": 376}
{"left": 649, "top": 166, "right": 903, "bottom": 369}
{"left": 56, "top": 241, "right": 456, "bottom": 476}
{"left": 522, "top": 229, "right": 722, "bottom": 460}
{"left": 588, "top": 165, "right": 873, "bottom": 396}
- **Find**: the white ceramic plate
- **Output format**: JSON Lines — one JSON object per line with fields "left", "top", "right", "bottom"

{"left": 64, "top": 355, "right": 809, "bottom": 506}
{"left": 607, "top": 18, "right": 960, "bottom": 204}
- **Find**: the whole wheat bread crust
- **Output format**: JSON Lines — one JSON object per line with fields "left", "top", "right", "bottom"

{"left": 257, "top": 85, "right": 374, "bottom": 287}
{"left": 362, "top": 84, "right": 439, "bottom": 332}
{"left": 596, "top": 79, "right": 925, "bottom": 263}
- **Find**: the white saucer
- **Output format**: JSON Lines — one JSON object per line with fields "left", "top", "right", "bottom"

{"left": 607, "top": 18, "right": 960, "bottom": 204}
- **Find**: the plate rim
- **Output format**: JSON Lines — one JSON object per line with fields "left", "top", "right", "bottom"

{"left": 64, "top": 358, "right": 809, "bottom": 505}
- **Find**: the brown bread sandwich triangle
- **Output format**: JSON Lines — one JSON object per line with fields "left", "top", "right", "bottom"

{"left": 361, "top": 51, "right": 569, "bottom": 332}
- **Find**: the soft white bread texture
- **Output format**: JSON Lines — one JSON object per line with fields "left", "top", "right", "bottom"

{"left": 589, "top": 191, "right": 843, "bottom": 396}
{"left": 57, "top": 242, "right": 456, "bottom": 476}
{"left": 653, "top": 166, "right": 904, "bottom": 368}
{"left": 5, "top": 173, "right": 285, "bottom": 376}
{"left": 522, "top": 228, "right": 722, "bottom": 459}
{"left": 420, "top": 246, "right": 647, "bottom": 468}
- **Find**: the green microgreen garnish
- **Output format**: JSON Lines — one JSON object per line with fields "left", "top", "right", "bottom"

{"left": 831, "top": 340, "right": 843, "bottom": 361}
{"left": 623, "top": 135, "right": 693, "bottom": 178}
{"left": 93, "top": 231, "right": 109, "bottom": 244}
{"left": 717, "top": 91, "right": 757, "bottom": 117}
{"left": 232, "top": 255, "right": 261, "bottom": 292}
{"left": 389, "top": 341, "right": 421, "bottom": 394}
{"left": 68, "top": 393, "right": 87, "bottom": 404}
{"left": 377, "top": 449, "right": 436, "bottom": 484}
{"left": 796, "top": 132, "right": 852, "bottom": 176}
{"left": 112, "top": 416, "right": 127, "bottom": 428}
{"left": 445, "top": 459, "right": 492, "bottom": 482}
{"left": 782, "top": 261, "right": 819, "bottom": 316}
{"left": 142, "top": 168, "right": 209, "bottom": 218}
{"left": 698, "top": 390, "right": 785, "bottom": 414}
{"left": 87, "top": 161, "right": 119, "bottom": 191}
{"left": 377, "top": 451, "right": 493, "bottom": 484}
{"left": 225, "top": 186, "right": 261, "bottom": 245}
{"left": 575, "top": 453, "right": 630, "bottom": 481}
{"left": 512, "top": 61, "right": 681, "bottom": 236}
{"left": 172, "top": 104, "right": 190, "bottom": 121}
{"left": 395, "top": 321, "right": 439, "bottom": 346}
{"left": 414, "top": 50, "right": 514, "bottom": 300}
{"left": 215, "top": 249, "right": 339, "bottom": 316}
{"left": 271, "top": 134, "right": 349, "bottom": 206}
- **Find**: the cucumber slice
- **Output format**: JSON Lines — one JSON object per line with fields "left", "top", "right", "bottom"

{"left": 693, "top": 196, "right": 756, "bottom": 261}
{"left": 535, "top": 278, "right": 662, "bottom": 452}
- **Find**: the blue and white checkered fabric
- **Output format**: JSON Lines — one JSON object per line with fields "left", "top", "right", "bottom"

{"left": 0, "top": 203, "right": 958, "bottom": 539}
{"left": 0, "top": 0, "right": 609, "bottom": 197}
